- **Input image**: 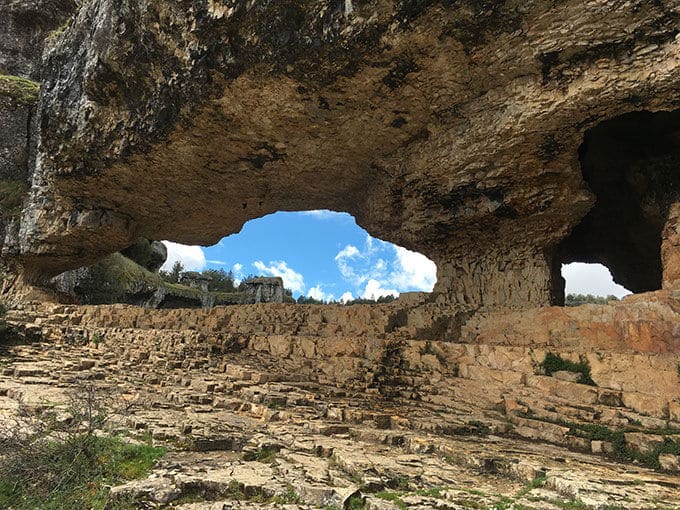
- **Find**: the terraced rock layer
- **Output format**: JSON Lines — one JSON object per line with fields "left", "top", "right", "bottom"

{"left": 2, "top": 295, "right": 680, "bottom": 508}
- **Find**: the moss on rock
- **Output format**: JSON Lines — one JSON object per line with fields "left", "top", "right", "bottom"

{"left": 0, "top": 74, "right": 39, "bottom": 105}
{"left": 0, "top": 179, "right": 28, "bottom": 221}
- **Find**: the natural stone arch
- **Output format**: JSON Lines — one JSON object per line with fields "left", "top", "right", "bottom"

{"left": 557, "top": 109, "right": 680, "bottom": 303}
{"left": 8, "top": 0, "right": 680, "bottom": 313}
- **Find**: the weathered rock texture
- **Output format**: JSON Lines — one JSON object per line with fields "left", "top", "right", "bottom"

{"left": 0, "top": 0, "right": 76, "bottom": 79}
{"left": 4, "top": 311, "right": 680, "bottom": 508}
{"left": 7, "top": 0, "right": 680, "bottom": 310}
{"left": 0, "top": 0, "right": 76, "bottom": 254}
{"left": 5, "top": 292, "right": 680, "bottom": 476}
{"left": 243, "top": 277, "right": 284, "bottom": 304}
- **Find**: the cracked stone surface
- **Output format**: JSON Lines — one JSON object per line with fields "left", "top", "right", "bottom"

{"left": 1, "top": 300, "right": 679, "bottom": 508}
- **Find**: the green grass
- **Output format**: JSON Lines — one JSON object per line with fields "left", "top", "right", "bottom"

{"left": 0, "top": 434, "right": 165, "bottom": 510}
{"left": 540, "top": 352, "right": 596, "bottom": 385}
{"left": 546, "top": 497, "right": 588, "bottom": 509}
{"left": 212, "top": 290, "right": 244, "bottom": 305}
{"left": 516, "top": 410, "right": 680, "bottom": 469}
{"left": 515, "top": 474, "right": 546, "bottom": 498}
{"left": 346, "top": 493, "right": 366, "bottom": 510}
{"left": 376, "top": 491, "right": 407, "bottom": 509}
{"left": 0, "top": 74, "right": 39, "bottom": 105}
{"left": 0, "top": 179, "right": 28, "bottom": 221}
{"left": 242, "top": 446, "right": 279, "bottom": 464}
{"left": 414, "top": 487, "right": 445, "bottom": 498}
{"left": 272, "top": 484, "right": 302, "bottom": 504}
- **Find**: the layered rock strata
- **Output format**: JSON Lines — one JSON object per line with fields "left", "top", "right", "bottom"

{"left": 4, "top": 293, "right": 680, "bottom": 482}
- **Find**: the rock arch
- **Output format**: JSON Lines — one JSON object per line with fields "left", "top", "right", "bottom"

{"left": 5, "top": 0, "right": 680, "bottom": 312}
{"left": 557, "top": 109, "right": 680, "bottom": 302}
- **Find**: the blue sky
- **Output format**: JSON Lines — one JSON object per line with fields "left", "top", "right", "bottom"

{"left": 161, "top": 210, "right": 436, "bottom": 301}
{"left": 160, "top": 210, "right": 630, "bottom": 301}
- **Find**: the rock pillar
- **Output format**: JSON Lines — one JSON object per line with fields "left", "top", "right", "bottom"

{"left": 662, "top": 202, "right": 680, "bottom": 290}
{"left": 434, "top": 246, "right": 557, "bottom": 310}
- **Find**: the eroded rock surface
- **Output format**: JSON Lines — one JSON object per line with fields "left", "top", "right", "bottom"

{"left": 0, "top": 0, "right": 76, "bottom": 256}
{"left": 2, "top": 297, "right": 680, "bottom": 508}
{"left": 5, "top": 0, "right": 680, "bottom": 309}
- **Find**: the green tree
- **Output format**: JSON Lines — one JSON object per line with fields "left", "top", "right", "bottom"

{"left": 297, "top": 295, "right": 324, "bottom": 305}
{"left": 202, "top": 268, "right": 237, "bottom": 292}
{"left": 160, "top": 261, "right": 184, "bottom": 283}
{"left": 565, "top": 293, "right": 620, "bottom": 306}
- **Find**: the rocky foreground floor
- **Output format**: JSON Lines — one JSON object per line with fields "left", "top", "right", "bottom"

{"left": 1, "top": 325, "right": 679, "bottom": 510}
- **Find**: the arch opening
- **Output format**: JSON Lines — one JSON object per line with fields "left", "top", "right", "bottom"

{"left": 556, "top": 109, "right": 680, "bottom": 304}
{"left": 162, "top": 210, "right": 438, "bottom": 304}
{"left": 560, "top": 262, "right": 630, "bottom": 306}
{"left": 54, "top": 210, "right": 438, "bottom": 307}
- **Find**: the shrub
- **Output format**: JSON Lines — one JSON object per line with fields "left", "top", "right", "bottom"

{"left": 0, "top": 383, "right": 165, "bottom": 509}
{"left": 541, "top": 352, "right": 595, "bottom": 386}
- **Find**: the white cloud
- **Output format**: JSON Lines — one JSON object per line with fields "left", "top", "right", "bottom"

{"left": 308, "top": 284, "right": 334, "bottom": 302}
{"left": 339, "top": 291, "right": 354, "bottom": 303}
{"left": 362, "top": 279, "right": 398, "bottom": 299}
{"left": 389, "top": 246, "right": 437, "bottom": 292}
{"left": 301, "top": 209, "right": 340, "bottom": 219}
{"left": 232, "top": 263, "right": 244, "bottom": 285}
{"left": 253, "top": 260, "right": 305, "bottom": 293}
{"left": 160, "top": 242, "right": 206, "bottom": 272}
{"left": 207, "top": 259, "right": 227, "bottom": 266}
{"left": 562, "top": 263, "right": 631, "bottom": 298}
{"left": 334, "top": 236, "right": 437, "bottom": 297}
{"left": 335, "top": 244, "right": 367, "bottom": 285}
{"left": 335, "top": 245, "right": 360, "bottom": 260}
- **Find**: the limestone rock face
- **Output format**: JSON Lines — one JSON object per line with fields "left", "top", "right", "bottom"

{"left": 0, "top": 0, "right": 76, "bottom": 254}
{"left": 7, "top": 0, "right": 680, "bottom": 310}
{"left": 147, "top": 241, "right": 168, "bottom": 273}
{"left": 0, "top": 0, "right": 76, "bottom": 80}
{"left": 243, "top": 277, "right": 285, "bottom": 304}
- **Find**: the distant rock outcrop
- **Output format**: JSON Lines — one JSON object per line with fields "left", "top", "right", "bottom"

{"left": 243, "top": 277, "right": 284, "bottom": 304}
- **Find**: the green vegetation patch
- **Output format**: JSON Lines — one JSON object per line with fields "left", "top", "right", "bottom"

{"left": 242, "top": 446, "right": 279, "bottom": 464}
{"left": 0, "top": 179, "right": 28, "bottom": 221}
{"left": 0, "top": 434, "right": 165, "bottom": 510}
{"left": 76, "top": 253, "right": 212, "bottom": 306}
{"left": 76, "top": 252, "right": 163, "bottom": 304}
{"left": 565, "top": 294, "right": 620, "bottom": 306}
{"left": 541, "top": 352, "right": 596, "bottom": 386}
{"left": 376, "top": 491, "right": 407, "bottom": 510}
{"left": 212, "top": 290, "right": 243, "bottom": 305}
{"left": 518, "top": 411, "right": 680, "bottom": 469}
{"left": 0, "top": 74, "right": 40, "bottom": 105}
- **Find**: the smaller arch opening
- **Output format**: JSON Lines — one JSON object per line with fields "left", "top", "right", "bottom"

{"left": 561, "top": 262, "right": 630, "bottom": 306}
{"left": 557, "top": 109, "right": 680, "bottom": 302}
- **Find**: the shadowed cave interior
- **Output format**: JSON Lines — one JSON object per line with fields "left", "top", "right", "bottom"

{"left": 555, "top": 109, "right": 680, "bottom": 304}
